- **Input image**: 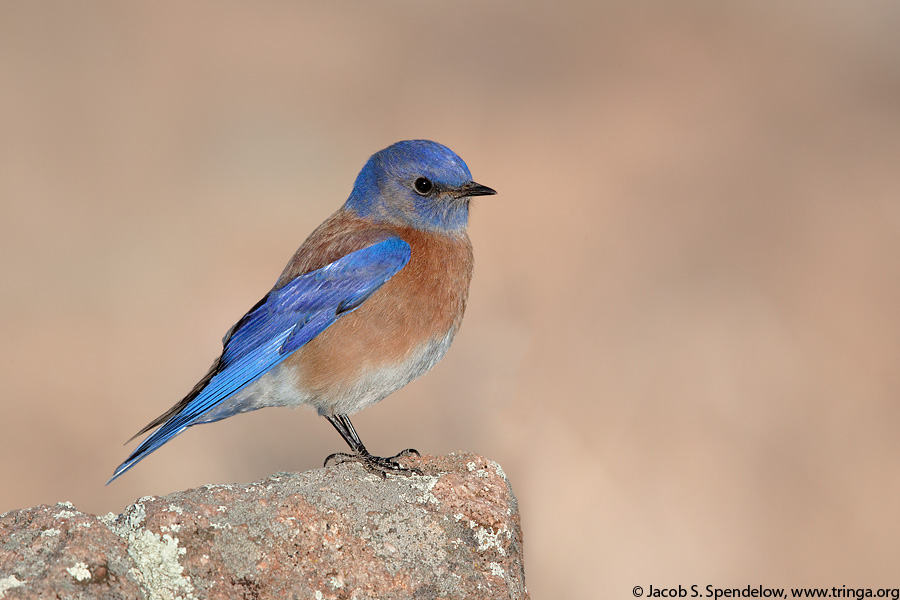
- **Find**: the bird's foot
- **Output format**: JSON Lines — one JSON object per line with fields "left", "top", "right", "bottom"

{"left": 324, "top": 448, "right": 422, "bottom": 477}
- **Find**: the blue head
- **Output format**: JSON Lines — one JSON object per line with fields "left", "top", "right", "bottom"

{"left": 345, "top": 140, "right": 496, "bottom": 233}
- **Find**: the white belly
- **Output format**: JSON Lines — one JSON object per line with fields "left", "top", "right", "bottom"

{"left": 195, "top": 328, "right": 456, "bottom": 423}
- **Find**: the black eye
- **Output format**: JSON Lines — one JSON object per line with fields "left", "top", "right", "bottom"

{"left": 414, "top": 177, "right": 433, "bottom": 195}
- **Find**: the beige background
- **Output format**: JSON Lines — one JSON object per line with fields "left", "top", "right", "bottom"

{"left": 3, "top": 2, "right": 900, "bottom": 598}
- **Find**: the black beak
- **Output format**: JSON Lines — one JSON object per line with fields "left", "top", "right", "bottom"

{"left": 457, "top": 181, "right": 497, "bottom": 198}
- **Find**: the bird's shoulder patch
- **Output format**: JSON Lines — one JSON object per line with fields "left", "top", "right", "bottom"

{"left": 275, "top": 210, "right": 398, "bottom": 289}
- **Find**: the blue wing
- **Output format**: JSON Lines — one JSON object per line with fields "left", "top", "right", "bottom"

{"left": 108, "top": 236, "right": 411, "bottom": 483}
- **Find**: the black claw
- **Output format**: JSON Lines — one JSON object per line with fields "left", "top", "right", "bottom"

{"left": 396, "top": 448, "right": 420, "bottom": 459}
{"left": 324, "top": 452, "right": 351, "bottom": 468}
{"left": 324, "top": 414, "right": 423, "bottom": 476}
{"left": 324, "top": 449, "right": 422, "bottom": 476}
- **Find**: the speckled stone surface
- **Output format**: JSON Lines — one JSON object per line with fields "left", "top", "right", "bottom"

{"left": 0, "top": 453, "right": 528, "bottom": 599}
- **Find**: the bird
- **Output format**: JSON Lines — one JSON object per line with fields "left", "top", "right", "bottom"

{"left": 108, "top": 140, "right": 496, "bottom": 483}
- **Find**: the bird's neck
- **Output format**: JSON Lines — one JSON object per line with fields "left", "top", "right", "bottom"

{"left": 343, "top": 197, "right": 469, "bottom": 235}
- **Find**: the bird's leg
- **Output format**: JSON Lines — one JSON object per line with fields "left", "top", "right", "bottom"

{"left": 324, "top": 414, "right": 421, "bottom": 476}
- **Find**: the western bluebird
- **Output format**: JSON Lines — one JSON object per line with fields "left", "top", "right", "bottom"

{"left": 109, "top": 140, "right": 495, "bottom": 483}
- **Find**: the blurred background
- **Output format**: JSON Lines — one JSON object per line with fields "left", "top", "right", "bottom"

{"left": 2, "top": 1, "right": 900, "bottom": 598}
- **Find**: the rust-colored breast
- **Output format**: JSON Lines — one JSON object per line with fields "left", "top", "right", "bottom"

{"left": 280, "top": 210, "right": 474, "bottom": 398}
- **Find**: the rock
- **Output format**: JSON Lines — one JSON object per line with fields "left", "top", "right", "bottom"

{"left": 0, "top": 453, "right": 528, "bottom": 599}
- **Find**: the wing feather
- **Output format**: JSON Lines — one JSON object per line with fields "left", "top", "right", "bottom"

{"left": 108, "top": 237, "right": 411, "bottom": 483}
